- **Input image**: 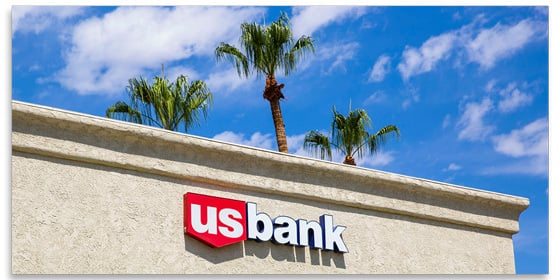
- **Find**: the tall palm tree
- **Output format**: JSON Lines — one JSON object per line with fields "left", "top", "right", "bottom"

{"left": 215, "top": 12, "right": 314, "bottom": 153}
{"left": 304, "top": 107, "right": 400, "bottom": 166}
{"left": 106, "top": 67, "right": 212, "bottom": 132}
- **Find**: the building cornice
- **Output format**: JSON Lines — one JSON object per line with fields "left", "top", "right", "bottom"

{"left": 11, "top": 101, "right": 529, "bottom": 234}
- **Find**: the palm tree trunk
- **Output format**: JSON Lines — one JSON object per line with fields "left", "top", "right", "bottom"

{"left": 264, "top": 75, "right": 288, "bottom": 153}
{"left": 269, "top": 99, "right": 288, "bottom": 153}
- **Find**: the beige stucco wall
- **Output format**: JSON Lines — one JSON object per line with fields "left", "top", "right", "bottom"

{"left": 11, "top": 101, "right": 529, "bottom": 274}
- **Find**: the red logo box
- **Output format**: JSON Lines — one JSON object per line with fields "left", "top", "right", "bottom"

{"left": 184, "top": 192, "right": 247, "bottom": 248}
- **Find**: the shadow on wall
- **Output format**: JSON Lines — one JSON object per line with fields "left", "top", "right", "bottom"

{"left": 184, "top": 235, "right": 244, "bottom": 264}
{"left": 184, "top": 236, "right": 346, "bottom": 269}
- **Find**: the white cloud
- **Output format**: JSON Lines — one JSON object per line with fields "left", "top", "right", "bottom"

{"left": 291, "top": 6, "right": 365, "bottom": 38}
{"left": 356, "top": 151, "right": 395, "bottom": 167}
{"left": 368, "top": 54, "right": 391, "bottom": 82}
{"left": 452, "top": 12, "right": 462, "bottom": 21}
{"left": 214, "top": 130, "right": 394, "bottom": 168}
{"left": 484, "top": 79, "right": 497, "bottom": 93}
{"left": 363, "top": 91, "right": 386, "bottom": 105}
{"left": 28, "top": 63, "right": 41, "bottom": 72}
{"left": 314, "top": 42, "right": 360, "bottom": 74}
{"left": 206, "top": 68, "right": 256, "bottom": 94}
{"left": 12, "top": 6, "right": 85, "bottom": 35}
{"left": 485, "top": 118, "right": 547, "bottom": 176}
{"left": 287, "top": 133, "right": 309, "bottom": 156}
{"left": 442, "top": 114, "right": 452, "bottom": 129}
{"left": 497, "top": 83, "right": 533, "bottom": 113}
{"left": 457, "top": 98, "right": 494, "bottom": 141}
{"left": 401, "top": 85, "right": 420, "bottom": 110}
{"left": 533, "top": 6, "right": 548, "bottom": 16}
{"left": 401, "top": 99, "right": 412, "bottom": 110}
{"left": 466, "top": 19, "right": 545, "bottom": 69}
{"left": 483, "top": 154, "right": 548, "bottom": 176}
{"left": 213, "top": 131, "right": 274, "bottom": 150}
{"left": 443, "top": 163, "right": 462, "bottom": 171}
{"left": 165, "top": 66, "right": 200, "bottom": 82}
{"left": 329, "top": 43, "right": 360, "bottom": 73}
{"left": 397, "top": 32, "right": 456, "bottom": 80}
{"left": 396, "top": 17, "right": 547, "bottom": 79}
{"left": 212, "top": 131, "right": 313, "bottom": 156}
{"left": 298, "top": 41, "right": 360, "bottom": 74}
{"left": 492, "top": 118, "right": 548, "bottom": 158}
{"left": 56, "top": 6, "right": 263, "bottom": 95}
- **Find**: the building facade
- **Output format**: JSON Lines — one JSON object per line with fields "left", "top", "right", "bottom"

{"left": 11, "top": 101, "right": 529, "bottom": 274}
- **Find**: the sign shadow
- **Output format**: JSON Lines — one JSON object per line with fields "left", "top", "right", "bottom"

{"left": 243, "top": 239, "right": 346, "bottom": 269}
{"left": 184, "top": 236, "right": 346, "bottom": 268}
{"left": 184, "top": 235, "right": 244, "bottom": 264}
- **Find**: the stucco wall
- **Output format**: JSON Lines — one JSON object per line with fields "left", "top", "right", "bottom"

{"left": 11, "top": 101, "right": 529, "bottom": 274}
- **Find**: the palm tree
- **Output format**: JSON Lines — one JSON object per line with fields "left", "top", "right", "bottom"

{"left": 106, "top": 67, "right": 212, "bottom": 132}
{"left": 215, "top": 12, "right": 314, "bottom": 153}
{"left": 304, "top": 107, "right": 400, "bottom": 166}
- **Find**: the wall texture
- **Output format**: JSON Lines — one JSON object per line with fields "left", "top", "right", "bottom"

{"left": 11, "top": 101, "right": 529, "bottom": 274}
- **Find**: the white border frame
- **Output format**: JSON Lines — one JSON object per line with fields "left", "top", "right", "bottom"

{"left": 2, "top": 1, "right": 555, "bottom": 279}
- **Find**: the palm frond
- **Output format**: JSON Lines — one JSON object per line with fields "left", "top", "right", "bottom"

{"left": 284, "top": 35, "right": 314, "bottom": 74}
{"left": 241, "top": 22, "right": 267, "bottom": 76}
{"left": 105, "top": 101, "right": 143, "bottom": 124}
{"left": 331, "top": 107, "right": 370, "bottom": 157}
{"left": 309, "top": 104, "right": 400, "bottom": 166}
{"left": 215, "top": 43, "right": 250, "bottom": 77}
{"left": 264, "top": 14, "right": 293, "bottom": 75}
{"left": 217, "top": 12, "right": 314, "bottom": 78}
{"left": 106, "top": 66, "right": 212, "bottom": 132}
{"left": 128, "top": 77, "right": 152, "bottom": 104}
{"left": 367, "top": 124, "right": 400, "bottom": 154}
{"left": 303, "top": 130, "right": 332, "bottom": 160}
{"left": 182, "top": 78, "right": 213, "bottom": 131}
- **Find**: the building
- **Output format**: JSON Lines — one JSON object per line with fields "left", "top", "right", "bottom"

{"left": 11, "top": 101, "right": 529, "bottom": 274}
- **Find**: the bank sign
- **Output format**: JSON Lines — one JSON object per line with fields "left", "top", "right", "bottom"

{"left": 183, "top": 193, "right": 349, "bottom": 253}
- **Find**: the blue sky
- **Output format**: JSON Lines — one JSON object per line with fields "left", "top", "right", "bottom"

{"left": 12, "top": 6, "right": 548, "bottom": 273}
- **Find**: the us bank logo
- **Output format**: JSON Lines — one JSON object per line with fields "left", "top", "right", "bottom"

{"left": 183, "top": 193, "right": 349, "bottom": 253}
